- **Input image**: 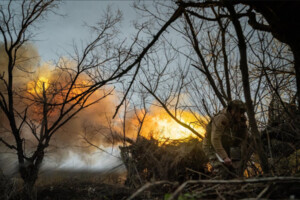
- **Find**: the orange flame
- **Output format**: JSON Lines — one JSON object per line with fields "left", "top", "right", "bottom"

{"left": 27, "top": 76, "right": 49, "bottom": 94}
{"left": 133, "top": 107, "right": 207, "bottom": 142}
{"left": 25, "top": 62, "right": 207, "bottom": 147}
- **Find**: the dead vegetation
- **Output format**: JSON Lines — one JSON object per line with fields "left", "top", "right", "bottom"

{"left": 1, "top": 129, "right": 300, "bottom": 199}
{"left": 120, "top": 136, "right": 209, "bottom": 188}
{"left": 1, "top": 170, "right": 133, "bottom": 200}
{"left": 0, "top": 169, "right": 18, "bottom": 200}
{"left": 119, "top": 127, "right": 300, "bottom": 199}
{"left": 37, "top": 180, "right": 134, "bottom": 200}
{"left": 164, "top": 177, "right": 300, "bottom": 200}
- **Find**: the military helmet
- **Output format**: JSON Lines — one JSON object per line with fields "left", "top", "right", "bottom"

{"left": 227, "top": 100, "right": 247, "bottom": 112}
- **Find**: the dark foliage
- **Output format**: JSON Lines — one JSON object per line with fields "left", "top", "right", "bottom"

{"left": 120, "top": 137, "right": 209, "bottom": 188}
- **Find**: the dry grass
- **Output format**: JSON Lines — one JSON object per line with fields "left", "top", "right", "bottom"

{"left": 0, "top": 170, "right": 20, "bottom": 200}
{"left": 121, "top": 136, "right": 209, "bottom": 188}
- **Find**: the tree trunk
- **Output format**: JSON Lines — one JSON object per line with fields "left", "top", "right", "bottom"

{"left": 19, "top": 149, "right": 44, "bottom": 200}
{"left": 224, "top": 1, "right": 269, "bottom": 173}
{"left": 20, "top": 164, "right": 38, "bottom": 200}
{"left": 23, "top": 179, "right": 37, "bottom": 200}
{"left": 290, "top": 44, "right": 300, "bottom": 107}
{"left": 243, "top": 1, "right": 300, "bottom": 108}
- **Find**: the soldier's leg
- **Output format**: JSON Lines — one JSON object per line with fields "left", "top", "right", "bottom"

{"left": 232, "top": 160, "right": 242, "bottom": 176}
{"left": 231, "top": 146, "right": 243, "bottom": 177}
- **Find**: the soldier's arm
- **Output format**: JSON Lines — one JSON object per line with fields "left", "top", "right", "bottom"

{"left": 211, "top": 114, "right": 229, "bottom": 160}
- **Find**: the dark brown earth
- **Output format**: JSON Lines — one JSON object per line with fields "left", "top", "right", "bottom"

{"left": 37, "top": 181, "right": 134, "bottom": 200}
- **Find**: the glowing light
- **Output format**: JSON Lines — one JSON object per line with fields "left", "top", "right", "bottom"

{"left": 206, "top": 163, "right": 213, "bottom": 172}
{"left": 138, "top": 108, "right": 207, "bottom": 142}
{"left": 28, "top": 76, "right": 49, "bottom": 94}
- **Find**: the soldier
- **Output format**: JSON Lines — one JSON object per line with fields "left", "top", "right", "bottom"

{"left": 203, "top": 100, "right": 248, "bottom": 179}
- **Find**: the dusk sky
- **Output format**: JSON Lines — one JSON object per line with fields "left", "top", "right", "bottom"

{"left": 36, "top": 1, "right": 139, "bottom": 62}
{"left": 1, "top": 1, "right": 299, "bottom": 198}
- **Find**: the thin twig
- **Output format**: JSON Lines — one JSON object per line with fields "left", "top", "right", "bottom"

{"left": 216, "top": 188, "right": 226, "bottom": 200}
{"left": 167, "top": 177, "right": 300, "bottom": 200}
{"left": 126, "top": 181, "right": 178, "bottom": 200}
{"left": 255, "top": 183, "right": 271, "bottom": 200}
{"left": 185, "top": 167, "right": 212, "bottom": 179}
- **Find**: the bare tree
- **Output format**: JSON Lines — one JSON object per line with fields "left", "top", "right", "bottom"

{"left": 130, "top": 0, "right": 298, "bottom": 175}
{"left": 0, "top": 0, "right": 143, "bottom": 198}
{"left": 0, "top": 1, "right": 59, "bottom": 198}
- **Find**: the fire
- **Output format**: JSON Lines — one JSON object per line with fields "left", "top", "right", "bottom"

{"left": 27, "top": 76, "right": 49, "bottom": 94}
{"left": 25, "top": 62, "right": 206, "bottom": 149}
{"left": 137, "top": 107, "right": 207, "bottom": 142}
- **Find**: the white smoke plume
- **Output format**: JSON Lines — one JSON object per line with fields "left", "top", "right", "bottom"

{"left": 0, "top": 44, "right": 125, "bottom": 175}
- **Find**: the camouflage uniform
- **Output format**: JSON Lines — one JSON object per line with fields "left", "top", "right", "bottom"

{"left": 203, "top": 101, "right": 247, "bottom": 179}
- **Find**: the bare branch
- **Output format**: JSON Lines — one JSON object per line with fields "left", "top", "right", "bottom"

{"left": 167, "top": 177, "right": 300, "bottom": 200}
{"left": 126, "top": 181, "right": 178, "bottom": 200}
{"left": 0, "top": 137, "right": 17, "bottom": 150}
{"left": 141, "top": 82, "right": 204, "bottom": 139}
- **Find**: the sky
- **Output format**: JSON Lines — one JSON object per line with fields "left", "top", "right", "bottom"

{"left": 0, "top": 1, "right": 143, "bottom": 174}
{"left": 35, "top": 1, "right": 139, "bottom": 62}
{"left": 1, "top": 1, "right": 199, "bottom": 174}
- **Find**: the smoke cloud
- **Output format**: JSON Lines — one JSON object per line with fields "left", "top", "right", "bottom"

{"left": 0, "top": 43, "right": 206, "bottom": 176}
{"left": 0, "top": 44, "right": 124, "bottom": 175}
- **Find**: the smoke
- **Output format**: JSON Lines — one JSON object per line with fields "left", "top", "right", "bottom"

{"left": 0, "top": 43, "right": 207, "bottom": 176}
{"left": 0, "top": 43, "right": 40, "bottom": 134}
{"left": 0, "top": 43, "right": 40, "bottom": 87}
{"left": 42, "top": 148, "right": 122, "bottom": 171}
{"left": 0, "top": 44, "right": 124, "bottom": 175}
{"left": 0, "top": 44, "right": 40, "bottom": 168}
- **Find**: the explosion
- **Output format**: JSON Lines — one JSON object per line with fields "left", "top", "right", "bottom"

{"left": 134, "top": 107, "right": 207, "bottom": 142}
{"left": 27, "top": 76, "right": 49, "bottom": 94}
{"left": 1, "top": 43, "right": 207, "bottom": 172}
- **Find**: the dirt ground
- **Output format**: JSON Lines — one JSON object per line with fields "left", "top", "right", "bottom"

{"left": 37, "top": 181, "right": 135, "bottom": 200}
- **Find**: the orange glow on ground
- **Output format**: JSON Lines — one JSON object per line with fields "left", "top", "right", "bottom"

{"left": 206, "top": 163, "right": 213, "bottom": 172}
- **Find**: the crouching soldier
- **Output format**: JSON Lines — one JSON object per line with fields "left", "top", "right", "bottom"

{"left": 203, "top": 100, "right": 248, "bottom": 179}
